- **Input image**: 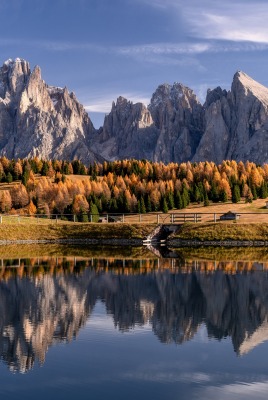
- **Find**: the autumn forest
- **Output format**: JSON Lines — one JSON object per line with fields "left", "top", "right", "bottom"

{"left": 0, "top": 157, "right": 267, "bottom": 220}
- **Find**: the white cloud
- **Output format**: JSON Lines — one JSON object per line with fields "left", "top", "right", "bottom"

{"left": 85, "top": 92, "right": 151, "bottom": 113}
{"left": 85, "top": 104, "right": 111, "bottom": 114}
{"left": 137, "top": 0, "right": 268, "bottom": 45}
{"left": 117, "top": 42, "right": 210, "bottom": 56}
{"left": 182, "top": 1, "right": 268, "bottom": 44}
{"left": 1, "top": 36, "right": 268, "bottom": 64}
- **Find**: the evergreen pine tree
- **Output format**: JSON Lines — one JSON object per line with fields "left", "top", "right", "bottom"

{"left": 181, "top": 191, "right": 188, "bottom": 209}
{"left": 193, "top": 185, "right": 201, "bottom": 203}
{"left": 80, "top": 164, "right": 86, "bottom": 175}
{"left": 41, "top": 162, "right": 49, "bottom": 176}
{"left": 260, "top": 182, "right": 268, "bottom": 199}
{"left": 251, "top": 185, "right": 258, "bottom": 200}
{"left": 140, "top": 197, "right": 146, "bottom": 213}
{"left": 220, "top": 189, "right": 228, "bottom": 202}
{"left": 161, "top": 197, "right": 169, "bottom": 213}
{"left": 198, "top": 182, "right": 205, "bottom": 202}
{"left": 204, "top": 192, "right": 210, "bottom": 207}
{"left": 109, "top": 198, "right": 118, "bottom": 213}
{"left": 167, "top": 191, "right": 175, "bottom": 209}
{"left": 175, "top": 191, "right": 183, "bottom": 209}
{"left": 122, "top": 192, "right": 130, "bottom": 213}
{"left": 90, "top": 203, "right": 99, "bottom": 222}
{"left": 6, "top": 172, "right": 13, "bottom": 184}
{"left": 211, "top": 182, "right": 219, "bottom": 202}
{"left": 146, "top": 195, "right": 152, "bottom": 212}
{"left": 182, "top": 186, "right": 190, "bottom": 207}
{"left": 245, "top": 188, "right": 253, "bottom": 203}
{"left": 232, "top": 185, "right": 241, "bottom": 203}
{"left": 79, "top": 212, "right": 89, "bottom": 222}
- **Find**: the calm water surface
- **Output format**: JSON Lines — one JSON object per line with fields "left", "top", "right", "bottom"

{"left": 0, "top": 251, "right": 268, "bottom": 399}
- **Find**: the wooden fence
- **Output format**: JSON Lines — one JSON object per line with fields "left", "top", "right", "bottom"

{"left": 0, "top": 212, "right": 268, "bottom": 224}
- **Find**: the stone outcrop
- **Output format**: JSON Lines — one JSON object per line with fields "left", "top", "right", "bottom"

{"left": 91, "top": 96, "right": 158, "bottom": 160}
{"left": 91, "top": 83, "right": 204, "bottom": 163}
{"left": 193, "top": 71, "right": 268, "bottom": 163}
{"left": 0, "top": 58, "right": 102, "bottom": 163}
{"left": 149, "top": 83, "right": 204, "bottom": 162}
{"left": 93, "top": 71, "right": 268, "bottom": 164}
{"left": 1, "top": 58, "right": 268, "bottom": 164}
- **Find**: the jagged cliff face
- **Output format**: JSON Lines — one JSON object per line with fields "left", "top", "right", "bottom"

{"left": 192, "top": 87, "right": 232, "bottom": 163}
{"left": 0, "top": 58, "right": 102, "bottom": 163}
{"left": 149, "top": 83, "right": 204, "bottom": 163}
{"left": 92, "top": 83, "right": 204, "bottom": 163}
{"left": 228, "top": 72, "right": 268, "bottom": 162}
{"left": 91, "top": 96, "right": 158, "bottom": 161}
{"left": 1, "top": 266, "right": 268, "bottom": 372}
{"left": 193, "top": 71, "right": 268, "bottom": 163}
{"left": 1, "top": 58, "right": 268, "bottom": 164}
{"left": 93, "top": 71, "right": 268, "bottom": 164}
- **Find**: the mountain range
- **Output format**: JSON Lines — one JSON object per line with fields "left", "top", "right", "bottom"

{"left": 1, "top": 58, "right": 268, "bottom": 164}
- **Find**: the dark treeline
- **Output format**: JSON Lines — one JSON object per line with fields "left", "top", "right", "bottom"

{"left": 0, "top": 157, "right": 267, "bottom": 219}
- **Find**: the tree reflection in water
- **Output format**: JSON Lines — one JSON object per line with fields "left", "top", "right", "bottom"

{"left": 0, "top": 255, "right": 268, "bottom": 373}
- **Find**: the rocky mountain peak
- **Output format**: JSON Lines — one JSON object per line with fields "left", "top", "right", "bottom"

{"left": 2, "top": 57, "right": 268, "bottom": 165}
{"left": 149, "top": 82, "right": 200, "bottom": 111}
{"left": 0, "top": 58, "right": 101, "bottom": 163}
{"left": 232, "top": 70, "right": 268, "bottom": 104}
{"left": 112, "top": 96, "right": 132, "bottom": 117}
{"left": 3, "top": 58, "right": 30, "bottom": 76}
{"left": 0, "top": 58, "right": 30, "bottom": 102}
{"left": 205, "top": 86, "right": 228, "bottom": 108}
{"left": 116, "top": 95, "right": 129, "bottom": 106}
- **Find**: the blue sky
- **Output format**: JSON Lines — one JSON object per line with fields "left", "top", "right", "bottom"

{"left": 1, "top": 0, "right": 268, "bottom": 127}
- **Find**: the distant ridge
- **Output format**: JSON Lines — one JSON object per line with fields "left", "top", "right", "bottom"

{"left": 1, "top": 58, "right": 268, "bottom": 164}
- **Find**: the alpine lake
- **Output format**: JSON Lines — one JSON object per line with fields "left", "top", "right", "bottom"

{"left": 0, "top": 244, "right": 268, "bottom": 400}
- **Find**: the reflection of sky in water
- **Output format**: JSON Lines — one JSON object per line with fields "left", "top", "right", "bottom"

{"left": 0, "top": 260, "right": 268, "bottom": 399}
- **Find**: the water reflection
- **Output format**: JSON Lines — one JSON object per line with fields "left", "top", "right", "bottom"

{"left": 1, "top": 255, "right": 268, "bottom": 373}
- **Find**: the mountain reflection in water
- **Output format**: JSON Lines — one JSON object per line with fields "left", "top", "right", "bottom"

{"left": 1, "top": 255, "right": 268, "bottom": 373}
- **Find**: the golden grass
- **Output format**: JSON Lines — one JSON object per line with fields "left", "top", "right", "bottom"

{"left": 1, "top": 215, "right": 74, "bottom": 225}
{"left": 172, "top": 222, "right": 268, "bottom": 241}
{"left": 67, "top": 174, "right": 94, "bottom": 182}
{"left": 0, "top": 223, "right": 156, "bottom": 241}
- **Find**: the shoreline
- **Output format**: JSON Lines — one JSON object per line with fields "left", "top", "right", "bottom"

{"left": 0, "top": 222, "right": 268, "bottom": 247}
{"left": 0, "top": 238, "right": 143, "bottom": 245}
{"left": 168, "top": 239, "right": 268, "bottom": 247}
